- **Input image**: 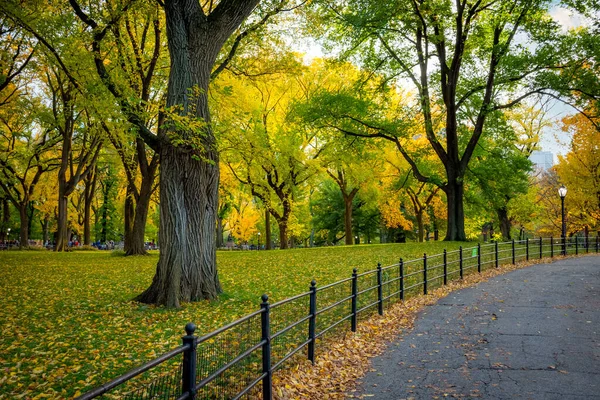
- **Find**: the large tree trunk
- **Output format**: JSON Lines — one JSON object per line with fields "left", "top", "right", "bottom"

{"left": 279, "top": 221, "right": 289, "bottom": 249}
{"left": 18, "top": 204, "right": 29, "bottom": 248}
{"left": 416, "top": 211, "right": 424, "bottom": 242}
{"left": 41, "top": 215, "right": 49, "bottom": 244}
{"left": 126, "top": 179, "right": 153, "bottom": 256}
{"left": 123, "top": 189, "right": 135, "bottom": 252}
{"left": 136, "top": 0, "right": 259, "bottom": 307}
{"left": 137, "top": 144, "right": 221, "bottom": 306}
{"left": 444, "top": 179, "right": 466, "bottom": 241}
{"left": 497, "top": 207, "right": 511, "bottom": 240}
{"left": 83, "top": 200, "right": 91, "bottom": 245}
{"left": 344, "top": 196, "right": 353, "bottom": 245}
{"left": 265, "top": 209, "right": 272, "bottom": 250}
{"left": 83, "top": 168, "right": 97, "bottom": 246}
{"left": 216, "top": 215, "right": 224, "bottom": 248}
{"left": 1, "top": 198, "right": 8, "bottom": 242}
{"left": 56, "top": 190, "right": 68, "bottom": 251}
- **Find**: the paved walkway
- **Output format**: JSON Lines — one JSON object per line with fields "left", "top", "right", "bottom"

{"left": 355, "top": 256, "right": 600, "bottom": 399}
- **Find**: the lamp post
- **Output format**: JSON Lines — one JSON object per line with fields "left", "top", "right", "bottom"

{"left": 257, "top": 232, "right": 261, "bottom": 251}
{"left": 6, "top": 228, "right": 10, "bottom": 241}
{"left": 558, "top": 185, "right": 567, "bottom": 255}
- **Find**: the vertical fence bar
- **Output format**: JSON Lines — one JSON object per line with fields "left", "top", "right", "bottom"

{"left": 539, "top": 237, "right": 543, "bottom": 259}
{"left": 585, "top": 231, "right": 589, "bottom": 253}
{"left": 260, "top": 295, "right": 272, "bottom": 400}
{"left": 443, "top": 249, "right": 447, "bottom": 285}
{"left": 459, "top": 246, "right": 463, "bottom": 279}
{"left": 351, "top": 269, "right": 357, "bottom": 333}
{"left": 423, "top": 254, "right": 428, "bottom": 295}
{"left": 181, "top": 323, "right": 197, "bottom": 400}
{"left": 477, "top": 243, "right": 481, "bottom": 273}
{"left": 551, "top": 236, "right": 554, "bottom": 258}
{"left": 495, "top": 241, "right": 499, "bottom": 268}
{"left": 399, "top": 258, "right": 404, "bottom": 301}
{"left": 596, "top": 236, "right": 599, "bottom": 253}
{"left": 307, "top": 281, "right": 317, "bottom": 363}
{"left": 575, "top": 236, "right": 579, "bottom": 255}
{"left": 526, "top": 238, "right": 529, "bottom": 261}
{"left": 512, "top": 239, "right": 516, "bottom": 265}
{"left": 377, "top": 263, "right": 383, "bottom": 315}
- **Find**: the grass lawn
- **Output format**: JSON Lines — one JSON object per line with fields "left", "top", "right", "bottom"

{"left": 0, "top": 241, "right": 466, "bottom": 398}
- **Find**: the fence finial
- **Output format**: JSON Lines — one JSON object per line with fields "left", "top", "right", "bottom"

{"left": 185, "top": 322, "right": 196, "bottom": 336}
{"left": 352, "top": 268, "right": 357, "bottom": 274}
{"left": 261, "top": 294, "right": 269, "bottom": 303}
{"left": 311, "top": 280, "right": 317, "bottom": 287}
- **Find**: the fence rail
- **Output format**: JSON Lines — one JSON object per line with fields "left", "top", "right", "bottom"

{"left": 76, "top": 235, "right": 600, "bottom": 400}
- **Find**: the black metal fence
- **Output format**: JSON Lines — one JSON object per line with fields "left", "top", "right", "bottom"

{"left": 76, "top": 235, "right": 600, "bottom": 400}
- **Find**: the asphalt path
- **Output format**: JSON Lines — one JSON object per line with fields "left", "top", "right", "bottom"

{"left": 355, "top": 256, "right": 600, "bottom": 399}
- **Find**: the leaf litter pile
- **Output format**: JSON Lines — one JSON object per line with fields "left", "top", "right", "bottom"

{"left": 271, "top": 255, "right": 577, "bottom": 399}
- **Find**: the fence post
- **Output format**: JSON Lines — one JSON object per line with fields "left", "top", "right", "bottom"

{"left": 459, "top": 246, "right": 463, "bottom": 279}
{"left": 539, "top": 237, "right": 543, "bottom": 259}
{"left": 596, "top": 235, "right": 599, "bottom": 253}
{"left": 477, "top": 243, "right": 481, "bottom": 273}
{"left": 377, "top": 263, "right": 383, "bottom": 315}
{"left": 308, "top": 281, "right": 317, "bottom": 363}
{"left": 260, "top": 295, "right": 272, "bottom": 400}
{"left": 182, "top": 323, "right": 198, "bottom": 400}
{"left": 399, "top": 258, "right": 404, "bottom": 301}
{"left": 443, "top": 249, "right": 447, "bottom": 285}
{"left": 562, "top": 236, "right": 566, "bottom": 256}
{"left": 585, "top": 230, "right": 589, "bottom": 253}
{"left": 526, "top": 238, "right": 529, "bottom": 261}
{"left": 351, "top": 269, "right": 358, "bottom": 332}
{"left": 495, "top": 241, "right": 499, "bottom": 268}
{"left": 423, "top": 254, "right": 428, "bottom": 295}
{"left": 575, "top": 236, "right": 578, "bottom": 255}
{"left": 551, "top": 236, "right": 554, "bottom": 258}
{"left": 512, "top": 239, "right": 516, "bottom": 265}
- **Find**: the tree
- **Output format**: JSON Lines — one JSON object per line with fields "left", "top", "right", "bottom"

{"left": 0, "top": 97, "right": 61, "bottom": 247}
{"left": 96, "top": 0, "right": 166, "bottom": 256}
{"left": 94, "top": 163, "right": 120, "bottom": 243}
{"left": 218, "top": 59, "right": 318, "bottom": 250}
{"left": 305, "top": 0, "right": 569, "bottom": 241}
{"left": 3, "top": 0, "right": 303, "bottom": 304}
{"left": 555, "top": 113, "right": 600, "bottom": 232}
{"left": 0, "top": 17, "right": 35, "bottom": 106}
{"left": 466, "top": 106, "right": 543, "bottom": 239}
{"left": 44, "top": 68, "right": 102, "bottom": 251}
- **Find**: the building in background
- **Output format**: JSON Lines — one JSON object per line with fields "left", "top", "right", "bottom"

{"left": 530, "top": 150, "right": 554, "bottom": 172}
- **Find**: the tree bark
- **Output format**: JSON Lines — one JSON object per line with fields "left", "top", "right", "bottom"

{"left": 416, "top": 211, "right": 424, "bottom": 243}
{"left": 1, "top": 198, "right": 8, "bottom": 242}
{"left": 137, "top": 142, "right": 222, "bottom": 306}
{"left": 126, "top": 176, "right": 153, "bottom": 256}
{"left": 265, "top": 208, "right": 271, "bottom": 250}
{"left": 216, "top": 215, "right": 224, "bottom": 248}
{"left": 497, "top": 206, "right": 511, "bottom": 240}
{"left": 18, "top": 204, "right": 28, "bottom": 248}
{"left": 444, "top": 179, "right": 466, "bottom": 241}
{"left": 83, "top": 165, "right": 97, "bottom": 245}
{"left": 41, "top": 215, "right": 49, "bottom": 244}
{"left": 123, "top": 188, "right": 135, "bottom": 252}
{"left": 56, "top": 190, "right": 68, "bottom": 251}
{"left": 137, "top": 0, "right": 260, "bottom": 306}
{"left": 344, "top": 196, "right": 354, "bottom": 245}
{"left": 280, "top": 227, "right": 289, "bottom": 249}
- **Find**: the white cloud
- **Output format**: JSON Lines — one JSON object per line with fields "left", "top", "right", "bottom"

{"left": 550, "top": 7, "right": 590, "bottom": 32}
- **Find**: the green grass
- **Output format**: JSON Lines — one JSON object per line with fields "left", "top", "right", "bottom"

{"left": 0, "top": 241, "right": 466, "bottom": 398}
